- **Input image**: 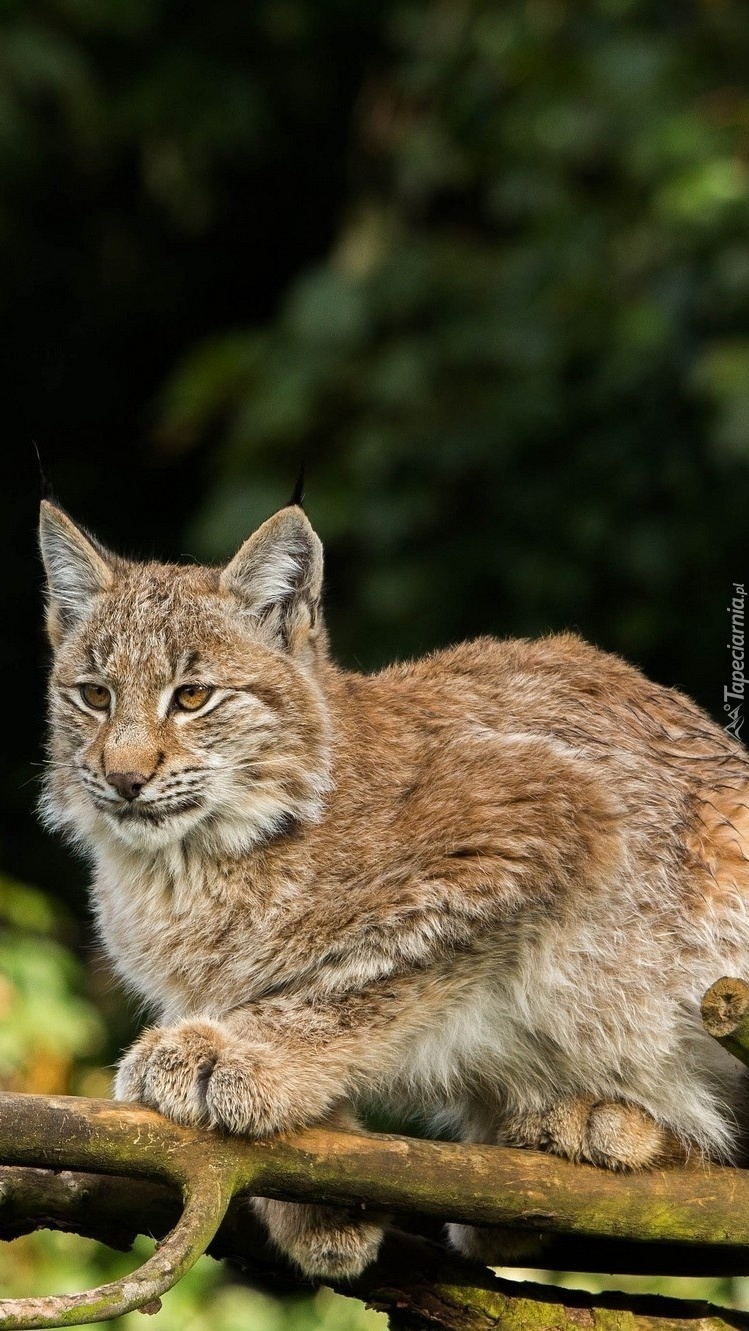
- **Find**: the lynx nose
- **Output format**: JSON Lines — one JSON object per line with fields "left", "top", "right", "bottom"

{"left": 107, "top": 770, "right": 150, "bottom": 802}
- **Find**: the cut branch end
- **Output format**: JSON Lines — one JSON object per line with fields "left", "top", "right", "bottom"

{"left": 701, "top": 976, "right": 749, "bottom": 1037}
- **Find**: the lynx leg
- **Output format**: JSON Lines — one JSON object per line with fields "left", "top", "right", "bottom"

{"left": 446, "top": 1100, "right": 547, "bottom": 1267}
{"left": 447, "top": 1220, "right": 546, "bottom": 1267}
{"left": 252, "top": 1196, "right": 384, "bottom": 1280}
{"left": 253, "top": 1107, "right": 385, "bottom": 1280}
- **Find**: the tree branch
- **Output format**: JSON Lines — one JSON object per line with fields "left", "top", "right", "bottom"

{"left": 702, "top": 978, "right": 749, "bottom": 1068}
{"left": 0, "top": 1165, "right": 234, "bottom": 1328}
{"left": 3, "top": 1092, "right": 749, "bottom": 1328}
{"left": 5, "top": 1165, "right": 749, "bottom": 1281}
{"left": 1, "top": 1164, "right": 746, "bottom": 1331}
{"left": 3, "top": 1092, "right": 749, "bottom": 1250}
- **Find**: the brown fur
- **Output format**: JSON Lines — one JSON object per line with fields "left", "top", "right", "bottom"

{"left": 39, "top": 500, "right": 749, "bottom": 1276}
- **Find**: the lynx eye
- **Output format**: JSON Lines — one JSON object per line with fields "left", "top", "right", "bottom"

{"left": 173, "top": 684, "right": 213, "bottom": 713}
{"left": 79, "top": 683, "right": 111, "bottom": 711}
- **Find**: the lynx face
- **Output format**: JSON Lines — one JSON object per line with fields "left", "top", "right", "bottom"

{"left": 40, "top": 503, "right": 331, "bottom": 857}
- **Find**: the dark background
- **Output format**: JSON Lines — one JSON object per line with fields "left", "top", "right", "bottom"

{"left": 3, "top": 0, "right": 749, "bottom": 914}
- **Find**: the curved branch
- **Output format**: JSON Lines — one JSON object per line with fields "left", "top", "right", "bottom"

{"left": 0, "top": 1164, "right": 236, "bottom": 1329}
{"left": 1, "top": 1168, "right": 746, "bottom": 1331}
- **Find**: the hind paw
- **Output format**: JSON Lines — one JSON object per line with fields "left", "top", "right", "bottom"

{"left": 502, "top": 1096, "right": 687, "bottom": 1169}
{"left": 253, "top": 1197, "right": 384, "bottom": 1281}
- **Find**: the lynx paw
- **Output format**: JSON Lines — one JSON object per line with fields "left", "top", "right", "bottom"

{"left": 114, "top": 1021, "right": 291, "bottom": 1136}
{"left": 254, "top": 1197, "right": 384, "bottom": 1281}
{"left": 503, "top": 1096, "right": 686, "bottom": 1169}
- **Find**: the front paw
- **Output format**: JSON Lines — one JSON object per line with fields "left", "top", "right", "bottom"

{"left": 114, "top": 1021, "right": 289, "bottom": 1136}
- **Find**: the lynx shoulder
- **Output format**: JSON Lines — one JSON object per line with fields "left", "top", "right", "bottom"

{"left": 39, "top": 498, "right": 749, "bottom": 1278}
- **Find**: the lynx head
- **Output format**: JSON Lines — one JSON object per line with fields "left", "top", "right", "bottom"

{"left": 39, "top": 500, "right": 331, "bottom": 857}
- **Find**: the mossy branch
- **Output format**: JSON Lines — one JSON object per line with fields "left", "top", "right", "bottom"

{"left": 0, "top": 1163, "right": 746, "bottom": 1331}
{"left": 3, "top": 1091, "right": 749, "bottom": 1328}
{"left": 5, "top": 1091, "right": 749, "bottom": 1250}
{"left": 0, "top": 1169, "right": 233, "bottom": 1329}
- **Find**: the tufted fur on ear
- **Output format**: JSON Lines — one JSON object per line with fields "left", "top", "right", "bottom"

{"left": 39, "top": 500, "right": 114, "bottom": 645}
{"left": 219, "top": 506, "right": 324, "bottom": 653}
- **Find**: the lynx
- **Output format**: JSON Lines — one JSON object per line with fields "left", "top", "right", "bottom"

{"left": 40, "top": 497, "right": 749, "bottom": 1278}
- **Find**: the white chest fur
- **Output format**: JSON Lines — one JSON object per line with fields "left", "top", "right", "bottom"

{"left": 92, "top": 843, "right": 276, "bottom": 1021}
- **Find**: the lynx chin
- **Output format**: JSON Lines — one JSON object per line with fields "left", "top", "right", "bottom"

{"left": 40, "top": 498, "right": 749, "bottom": 1278}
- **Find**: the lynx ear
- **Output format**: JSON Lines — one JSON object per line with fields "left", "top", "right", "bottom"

{"left": 39, "top": 501, "right": 113, "bottom": 644}
{"left": 219, "top": 506, "right": 323, "bottom": 649}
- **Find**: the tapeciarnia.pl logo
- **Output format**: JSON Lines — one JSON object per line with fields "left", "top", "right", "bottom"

{"left": 725, "top": 582, "right": 746, "bottom": 742}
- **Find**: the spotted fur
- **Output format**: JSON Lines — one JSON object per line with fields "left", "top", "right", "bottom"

{"left": 40, "top": 499, "right": 749, "bottom": 1277}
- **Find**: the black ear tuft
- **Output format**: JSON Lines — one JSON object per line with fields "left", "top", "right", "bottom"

{"left": 31, "top": 439, "right": 57, "bottom": 505}
{"left": 285, "top": 460, "right": 306, "bottom": 510}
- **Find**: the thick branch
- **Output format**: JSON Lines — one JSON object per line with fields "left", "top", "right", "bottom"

{"left": 4, "top": 1166, "right": 749, "bottom": 1281}
{"left": 352, "top": 1235, "right": 747, "bottom": 1331}
{"left": 3, "top": 1093, "right": 749, "bottom": 1249}
{"left": 5, "top": 1094, "right": 749, "bottom": 1328}
{"left": 7, "top": 1165, "right": 749, "bottom": 1277}
{"left": 0, "top": 1166, "right": 744, "bottom": 1331}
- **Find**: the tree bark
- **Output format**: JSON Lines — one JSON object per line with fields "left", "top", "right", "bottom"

{"left": 3, "top": 1092, "right": 749, "bottom": 1248}
{"left": 0, "top": 1165, "right": 741, "bottom": 1331}
{"left": 1, "top": 1094, "right": 749, "bottom": 1330}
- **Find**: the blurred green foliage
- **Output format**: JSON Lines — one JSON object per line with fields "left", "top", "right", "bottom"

{"left": 0, "top": 874, "right": 102, "bottom": 1095}
{"left": 156, "top": 0, "right": 749, "bottom": 689}
{"left": 0, "top": 1233, "right": 385, "bottom": 1331}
